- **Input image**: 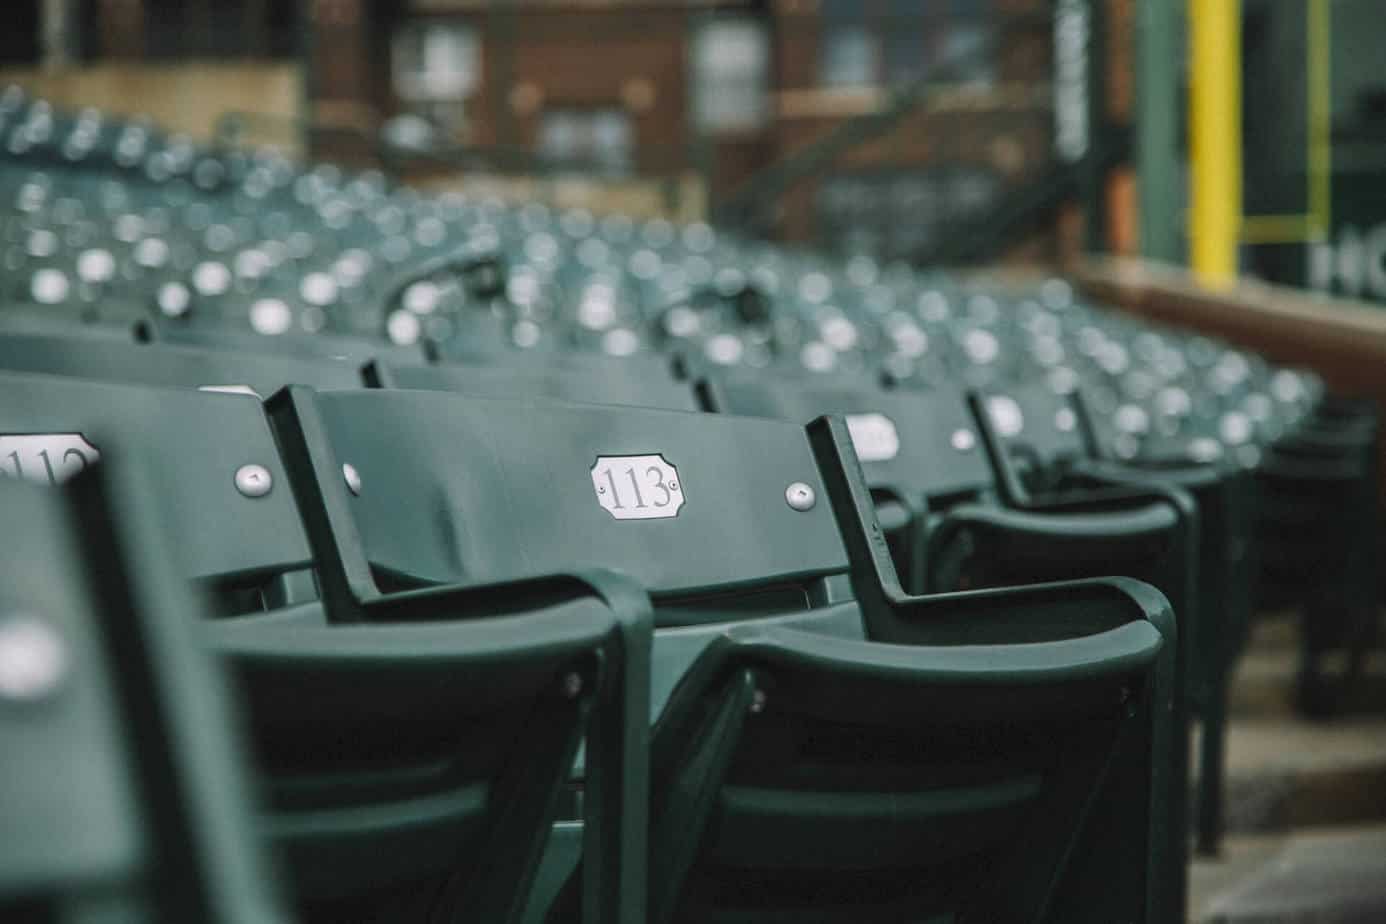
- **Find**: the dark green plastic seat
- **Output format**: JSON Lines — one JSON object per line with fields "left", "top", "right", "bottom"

{"left": 700, "top": 376, "right": 1192, "bottom": 605}
{"left": 268, "top": 386, "right": 1177, "bottom": 922}
{"left": 0, "top": 468, "right": 287, "bottom": 923}
{"left": 266, "top": 385, "right": 867, "bottom": 921}
{"left": 0, "top": 380, "right": 649, "bottom": 923}
{"left": 368, "top": 353, "right": 699, "bottom": 412}
{"left": 701, "top": 373, "right": 1197, "bottom": 917}
{"left": 0, "top": 329, "right": 364, "bottom": 396}
{"left": 0, "top": 371, "right": 316, "bottom": 615}
{"left": 267, "top": 386, "right": 859, "bottom": 696}
{"left": 550, "top": 417, "right": 1178, "bottom": 924}
{"left": 207, "top": 571, "right": 651, "bottom": 924}
{"left": 0, "top": 302, "right": 148, "bottom": 339}
{"left": 148, "top": 321, "right": 429, "bottom": 366}
{"left": 643, "top": 584, "right": 1173, "bottom": 924}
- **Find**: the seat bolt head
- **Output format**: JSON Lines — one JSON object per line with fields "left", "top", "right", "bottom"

{"left": 951, "top": 429, "right": 976, "bottom": 452}
{"left": 561, "top": 672, "right": 583, "bottom": 699}
{"left": 234, "top": 463, "right": 273, "bottom": 498}
{"left": 749, "top": 689, "right": 767, "bottom": 714}
{"left": 785, "top": 482, "right": 816, "bottom": 511}
{"left": 343, "top": 463, "right": 362, "bottom": 496}
{"left": 0, "top": 615, "right": 67, "bottom": 703}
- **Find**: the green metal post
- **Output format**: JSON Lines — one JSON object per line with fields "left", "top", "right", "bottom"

{"left": 1138, "top": 0, "right": 1181, "bottom": 262}
{"left": 1083, "top": 0, "right": 1108, "bottom": 253}
{"left": 491, "top": 0, "right": 517, "bottom": 153}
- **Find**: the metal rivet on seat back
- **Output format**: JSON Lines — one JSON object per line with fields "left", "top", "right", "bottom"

{"left": 951, "top": 429, "right": 976, "bottom": 452}
{"left": 0, "top": 615, "right": 68, "bottom": 703}
{"left": 561, "top": 672, "right": 583, "bottom": 699}
{"left": 234, "top": 464, "right": 273, "bottom": 498}
{"left": 785, "top": 482, "right": 816, "bottom": 511}
{"left": 343, "top": 464, "right": 362, "bottom": 496}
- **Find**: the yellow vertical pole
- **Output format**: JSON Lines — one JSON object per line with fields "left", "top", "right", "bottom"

{"left": 1307, "top": 0, "right": 1332, "bottom": 239}
{"left": 1188, "top": 0, "right": 1242, "bottom": 287}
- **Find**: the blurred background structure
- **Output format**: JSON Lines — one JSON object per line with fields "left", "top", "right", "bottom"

{"left": 4, "top": 1, "right": 1385, "bottom": 297}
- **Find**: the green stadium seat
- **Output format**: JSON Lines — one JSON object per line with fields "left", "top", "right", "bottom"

{"left": 207, "top": 571, "right": 651, "bottom": 924}
{"left": 0, "top": 372, "right": 316, "bottom": 615}
{"left": 267, "top": 386, "right": 1177, "bottom": 922}
{"left": 0, "top": 330, "right": 364, "bottom": 395}
{"left": 0, "top": 467, "right": 287, "bottom": 922}
{"left": 701, "top": 373, "right": 1196, "bottom": 917}
{"left": 642, "top": 582, "right": 1173, "bottom": 924}
{"left": 367, "top": 353, "right": 699, "bottom": 411}
{"left": 148, "top": 321, "right": 430, "bottom": 366}
{"left": 0, "top": 302, "right": 148, "bottom": 339}
{"left": 0, "top": 372, "right": 651, "bottom": 922}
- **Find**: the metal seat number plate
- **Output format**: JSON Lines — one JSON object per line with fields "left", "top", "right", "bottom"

{"left": 591, "top": 454, "right": 684, "bottom": 520}
{"left": 0, "top": 434, "right": 101, "bottom": 485}
{"left": 845, "top": 413, "right": 901, "bottom": 462}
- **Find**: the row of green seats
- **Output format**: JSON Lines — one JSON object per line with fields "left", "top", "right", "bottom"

{"left": 0, "top": 322, "right": 1221, "bottom": 906}
{"left": 0, "top": 318, "right": 1223, "bottom": 880}
{"left": 0, "top": 362, "right": 1177, "bottom": 922}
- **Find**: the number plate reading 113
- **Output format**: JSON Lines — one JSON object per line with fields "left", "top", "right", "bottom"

{"left": 0, "top": 434, "right": 101, "bottom": 485}
{"left": 591, "top": 455, "right": 684, "bottom": 520}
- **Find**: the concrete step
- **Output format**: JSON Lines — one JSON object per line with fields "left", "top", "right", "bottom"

{"left": 1230, "top": 650, "right": 1386, "bottom": 718}
{"left": 1200, "top": 607, "right": 1386, "bottom": 837}
{"left": 1229, "top": 608, "right": 1386, "bottom": 719}
{"left": 1193, "top": 824, "right": 1386, "bottom": 923}
{"left": 1213, "top": 718, "right": 1386, "bottom": 835}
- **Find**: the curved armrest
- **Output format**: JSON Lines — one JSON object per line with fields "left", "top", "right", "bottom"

{"left": 727, "top": 615, "right": 1166, "bottom": 688}
{"left": 931, "top": 501, "right": 1178, "bottom": 575}
{"left": 805, "top": 414, "right": 1177, "bottom": 647}
{"left": 378, "top": 241, "right": 507, "bottom": 311}
{"left": 1073, "top": 457, "right": 1224, "bottom": 492}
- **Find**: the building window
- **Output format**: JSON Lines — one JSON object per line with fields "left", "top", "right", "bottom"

{"left": 820, "top": 26, "right": 878, "bottom": 89}
{"left": 691, "top": 18, "right": 769, "bottom": 133}
{"left": 140, "top": 0, "right": 298, "bottom": 60}
{"left": 538, "top": 108, "right": 633, "bottom": 177}
{"left": 819, "top": 0, "right": 996, "bottom": 90}
{"left": 392, "top": 21, "right": 479, "bottom": 102}
{"left": 940, "top": 21, "right": 996, "bottom": 87}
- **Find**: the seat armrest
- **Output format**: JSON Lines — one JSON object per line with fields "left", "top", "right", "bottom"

{"left": 805, "top": 415, "right": 1177, "bottom": 647}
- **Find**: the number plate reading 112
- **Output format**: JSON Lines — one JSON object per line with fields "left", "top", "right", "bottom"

{"left": 591, "top": 455, "right": 684, "bottom": 520}
{"left": 0, "top": 434, "right": 101, "bottom": 485}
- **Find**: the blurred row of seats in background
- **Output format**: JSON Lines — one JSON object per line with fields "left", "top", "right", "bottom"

{"left": 1, "top": 89, "right": 1379, "bottom": 924}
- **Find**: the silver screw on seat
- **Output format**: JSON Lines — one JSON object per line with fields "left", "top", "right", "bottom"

{"left": 950, "top": 429, "right": 976, "bottom": 452}
{"left": 343, "top": 463, "right": 362, "bottom": 496}
{"left": 234, "top": 463, "right": 272, "bottom": 498}
{"left": 0, "top": 615, "right": 68, "bottom": 703}
{"left": 561, "top": 672, "right": 584, "bottom": 699}
{"left": 785, "top": 482, "right": 816, "bottom": 511}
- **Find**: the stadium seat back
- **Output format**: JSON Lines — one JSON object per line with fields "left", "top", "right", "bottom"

{"left": 0, "top": 330, "right": 363, "bottom": 395}
{"left": 972, "top": 382, "right": 1092, "bottom": 495}
{"left": 270, "top": 387, "right": 850, "bottom": 622}
{"left": 0, "top": 372, "right": 313, "bottom": 600}
{"left": 701, "top": 375, "right": 992, "bottom": 508}
{"left": 370, "top": 355, "right": 699, "bottom": 412}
